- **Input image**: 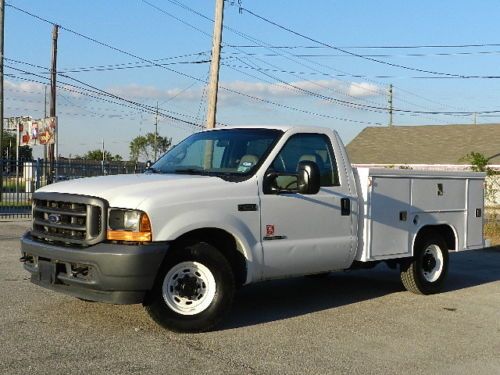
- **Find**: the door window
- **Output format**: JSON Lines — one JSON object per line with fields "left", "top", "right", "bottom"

{"left": 269, "top": 133, "right": 339, "bottom": 189}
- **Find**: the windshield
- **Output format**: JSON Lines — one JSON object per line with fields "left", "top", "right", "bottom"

{"left": 151, "top": 128, "right": 283, "bottom": 180}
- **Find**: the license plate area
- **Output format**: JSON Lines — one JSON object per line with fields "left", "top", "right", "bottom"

{"left": 35, "top": 259, "right": 57, "bottom": 284}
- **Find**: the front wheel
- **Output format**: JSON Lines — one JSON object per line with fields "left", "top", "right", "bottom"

{"left": 145, "top": 241, "right": 235, "bottom": 332}
{"left": 400, "top": 233, "right": 449, "bottom": 295}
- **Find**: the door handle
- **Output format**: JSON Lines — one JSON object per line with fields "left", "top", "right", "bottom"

{"left": 341, "top": 198, "right": 351, "bottom": 216}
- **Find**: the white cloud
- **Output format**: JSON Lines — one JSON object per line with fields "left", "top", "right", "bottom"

{"left": 105, "top": 79, "right": 384, "bottom": 103}
{"left": 108, "top": 84, "right": 162, "bottom": 99}
{"left": 107, "top": 84, "right": 203, "bottom": 101}
{"left": 347, "top": 82, "right": 384, "bottom": 97}
{"left": 5, "top": 79, "right": 88, "bottom": 100}
{"left": 6, "top": 77, "right": 383, "bottom": 104}
{"left": 5, "top": 80, "right": 45, "bottom": 96}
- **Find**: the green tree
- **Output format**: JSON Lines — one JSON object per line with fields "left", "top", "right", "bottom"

{"left": 461, "top": 151, "right": 499, "bottom": 204}
{"left": 129, "top": 132, "right": 171, "bottom": 162}
{"left": 1, "top": 131, "right": 33, "bottom": 160}
{"left": 82, "top": 149, "right": 122, "bottom": 161}
{"left": 461, "top": 151, "right": 492, "bottom": 175}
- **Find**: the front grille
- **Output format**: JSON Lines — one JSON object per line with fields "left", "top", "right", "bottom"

{"left": 32, "top": 193, "right": 108, "bottom": 246}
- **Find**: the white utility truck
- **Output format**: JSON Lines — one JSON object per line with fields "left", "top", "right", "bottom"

{"left": 20, "top": 126, "right": 485, "bottom": 332}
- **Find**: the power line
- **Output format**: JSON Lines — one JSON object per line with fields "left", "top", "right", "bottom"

{"left": 142, "top": 0, "right": 391, "bottom": 121}
{"left": 225, "top": 30, "right": 464, "bottom": 113}
{"left": 226, "top": 54, "right": 476, "bottom": 116}
{"left": 5, "top": 2, "right": 211, "bottom": 84}
{"left": 150, "top": 0, "right": 381, "bottom": 119}
{"left": 235, "top": 56, "right": 388, "bottom": 107}
{"left": 141, "top": 0, "right": 454, "bottom": 121}
{"left": 7, "top": 72, "right": 159, "bottom": 115}
{"left": 5, "top": 105, "right": 138, "bottom": 120}
{"left": 240, "top": 7, "right": 493, "bottom": 79}
{"left": 161, "top": 0, "right": 460, "bottom": 115}
{"left": 5, "top": 55, "right": 207, "bottom": 74}
{"left": 222, "top": 63, "right": 383, "bottom": 124}
{"left": 9, "top": 55, "right": 364, "bottom": 128}
{"left": 6, "top": 75, "right": 207, "bottom": 134}
{"left": 222, "top": 49, "right": 500, "bottom": 59}
{"left": 234, "top": 57, "right": 386, "bottom": 114}
{"left": 57, "top": 59, "right": 210, "bottom": 74}
{"left": 9, "top": 3, "right": 353, "bottom": 125}
{"left": 7, "top": 62, "right": 228, "bottom": 129}
{"left": 227, "top": 43, "right": 500, "bottom": 50}
{"left": 5, "top": 65, "right": 204, "bottom": 126}
{"left": 234, "top": 29, "right": 468, "bottom": 114}
{"left": 226, "top": 58, "right": 465, "bottom": 119}
{"left": 8, "top": 2, "right": 479, "bottom": 123}
{"left": 58, "top": 94, "right": 139, "bottom": 120}
{"left": 141, "top": 0, "right": 213, "bottom": 39}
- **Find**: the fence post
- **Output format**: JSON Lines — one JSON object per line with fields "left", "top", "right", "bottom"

{"left": 0, "top": 158, "right": 3, "bottom": 202}
{"left": 35, "top": 158, "right": 41, "bottom": 190}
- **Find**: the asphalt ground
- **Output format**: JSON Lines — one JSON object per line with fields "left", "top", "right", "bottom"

{"left": 1, "top": 221, "right": 499, "bottom": 375}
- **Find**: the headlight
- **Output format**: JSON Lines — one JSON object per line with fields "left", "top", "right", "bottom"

{"left": 107, "top": 209, "right": 152, "bottom": 242}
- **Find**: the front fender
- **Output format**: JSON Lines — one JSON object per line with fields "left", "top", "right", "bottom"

{"left": 152, "top": 208, "right": 262, "bottom": 283}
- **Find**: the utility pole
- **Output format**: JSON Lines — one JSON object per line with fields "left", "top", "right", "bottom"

{"left": 203, "top": 0, "right": 224, "bottom": 169}
{"left": 205, "top": 0, "right": 224, "bottom": 129}
{"left": 101, "top": 138, "right": 105, "bottom": 174}
{"left": 44, "top": 85, "right": 47, "bottom": 161}
{"left": 0, "top": 0, "right": 5, "bottom": 201}
{"left": 48, "top": 24, "right": 58, "bottom": 181}
{"left": 388, "top": 84, "right": 393, "bottom": 127}
{"left": 154, "top": 101, "right": 158, "bottom": 161}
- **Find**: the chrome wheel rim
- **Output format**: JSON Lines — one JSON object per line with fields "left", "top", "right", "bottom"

{"left": 162, "top": 261, "right": 216, "bottom": 316}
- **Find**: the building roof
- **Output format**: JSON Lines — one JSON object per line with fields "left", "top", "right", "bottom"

{"left": 346, "top": 124, "right": 500, "bottom": 165}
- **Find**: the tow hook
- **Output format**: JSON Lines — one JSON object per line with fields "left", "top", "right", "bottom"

{"left": 19, "top": 256, "right": 29, "bottom": 263}
{"left": 71, "top": 267, "right": 89, "bottom": 277}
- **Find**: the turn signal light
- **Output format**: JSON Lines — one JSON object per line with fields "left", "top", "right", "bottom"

{"left": 140, "top": 213, "right": 152, "bottom": 232}
{"left": 107, "top": 212, "right": 152, "bottom": 242}
{"left": 107, "top": 230, "right": 152, "bottom": 242}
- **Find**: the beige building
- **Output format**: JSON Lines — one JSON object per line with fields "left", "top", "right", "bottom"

{"left": 346, "top": 124, "right": 500, "bottom": 170}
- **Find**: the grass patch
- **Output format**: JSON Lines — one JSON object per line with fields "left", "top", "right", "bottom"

{"left": 2, "top": 179, "right": 26, "bottom": 191}
{"left": 0, "top": 201, "right": 31, "bottom": 207}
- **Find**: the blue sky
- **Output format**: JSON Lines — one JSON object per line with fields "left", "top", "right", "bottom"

{"left": 5, "top": 0, "right": 500, "bottom": 159}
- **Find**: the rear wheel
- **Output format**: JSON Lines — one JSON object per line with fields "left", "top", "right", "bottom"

{"left": 400, "top": 233, "right": 449, "bottom": 294}
{"left": 145, "top": 241, "right": 235, "bottom": 332}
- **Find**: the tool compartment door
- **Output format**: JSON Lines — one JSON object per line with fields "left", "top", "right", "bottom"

{"left": 369, "top": 177, "right": 411, "bottom": 258}
{"left": 412, "top": 179, "right": 466, "bottom": 211}
{"left": 467, "top": 179, "right": 484, "bottom": 248}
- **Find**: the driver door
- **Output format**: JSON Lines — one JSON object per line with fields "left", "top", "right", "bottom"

{"left": 259, "top": 133, "right": 353, "bottom": 279}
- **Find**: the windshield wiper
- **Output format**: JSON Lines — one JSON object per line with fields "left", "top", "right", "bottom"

{"left": 145, "top": 167, "right": 162, "bottom": 174}
{"left": 168, "top": 168, "right": 243, "bottom": 181}
{"left": 173, "top": 168, "right": 207, "bottom": 175}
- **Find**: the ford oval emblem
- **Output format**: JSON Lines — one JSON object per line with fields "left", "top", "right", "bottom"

{"left": 48, "top": 213, "right": 61, "bottom": 224}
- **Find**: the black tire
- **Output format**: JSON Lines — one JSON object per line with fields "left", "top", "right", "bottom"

{"left": 144, "top": 240, "right": 235, "bottom": 333}
{"left": 400, "top": 232, "right": 449, "bottom": 295}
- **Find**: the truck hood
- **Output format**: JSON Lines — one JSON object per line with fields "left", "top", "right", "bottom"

{"left": 36, "top": 173, "right": 234, "bottom": 209}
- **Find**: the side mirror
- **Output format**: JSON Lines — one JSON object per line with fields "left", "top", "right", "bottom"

{"left": 146, "top": 160, "right": 152, "bottom": 169}
{"left": 263, "top": 172, "right": 279, "bottom": 194}
{"left": 297, "top": 160, "right": 320, "bottom": 194}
